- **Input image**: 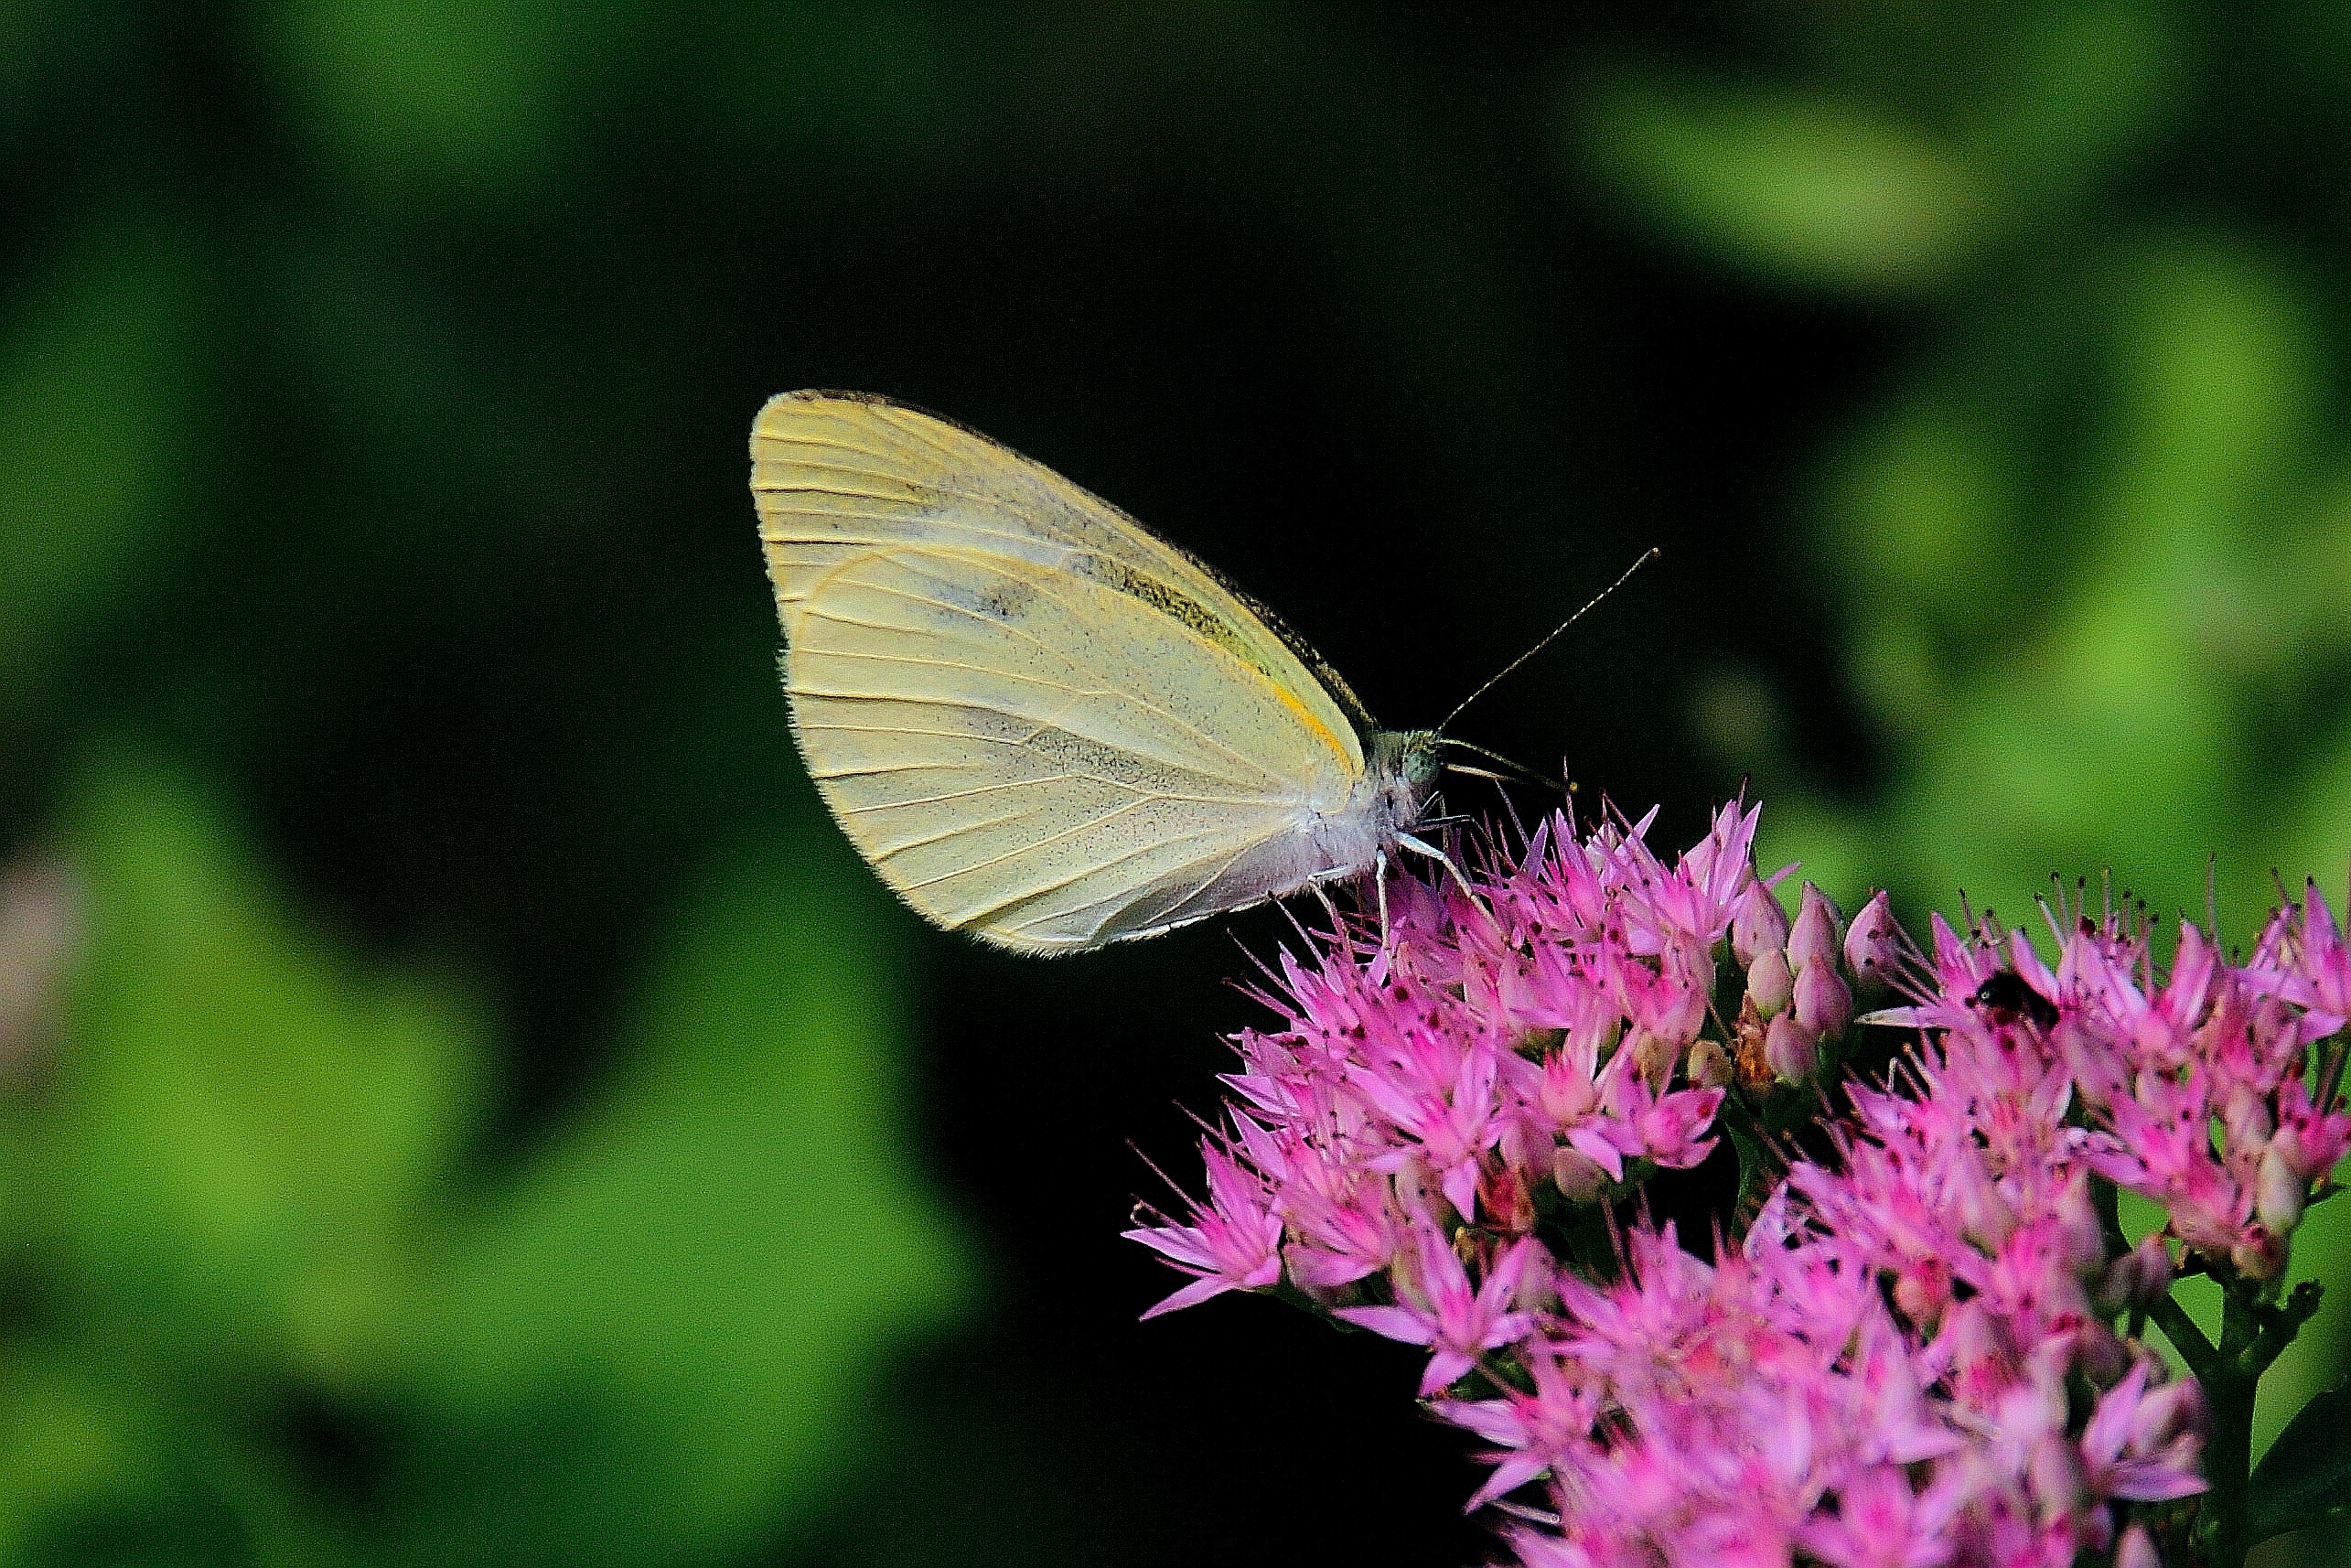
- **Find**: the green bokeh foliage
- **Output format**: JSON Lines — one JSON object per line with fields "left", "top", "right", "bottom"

{"left": 0, "top": 760, "right": 972, "bottom": 1566}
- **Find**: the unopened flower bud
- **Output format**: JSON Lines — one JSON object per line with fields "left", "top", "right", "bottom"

{"left": 1792, "top": 958, "right": 1852, "bottom": 1040}
{"left": 1955, "top": 1165, "right": 2017, "bottom": 1252}
{"left": 1282, "top": 1241, "right": 1350, "bottom": 1307}
{"left": 1393, "top": 1155, "right": 1444, "bottom": 1222}
{"left": 1892, "top": 1259, "right": 1953, "bottom": 1327}
{"left": 1552, "top": 1145, "right": 1608, "bottom": 1202}
{"left": 2076, "top": 1321, "right": 2129, "bottom": 1384}
{"left": 1497, "top": 1118, "right": 1540, "bottom": 1181}
{"left": 1532, "top": 1059, "right": 1597, "bottom": 1124}
{"left": 1763, "top": 1012, "right": 1817, "bottom": 1083}
{"left": 2115, "top": 1523, "right": 2160, "bottom": 1568}
{"left": 2231, "top": 1226, "right": 2287, "bottom": 1280}
{"left": 2258, "top": 1143, "right": 2307, "bottom": 1233}
{"left": 1943, "top": 1300, "right": 2000, "bottom": 1380}
{"left": 2222, "top": 1081, "right": 2273, "bottom": 1152}
{"left": 1451, "top": 1225, "right": 1488, "bottom": 1274}
{"left": 1787, "top": 882, "right": 1844, "bottom": 974}
{"left": 2134, "top": 1375, "right": 2208, "bottom": 1451}
{"left": 1686, "top": 1037, "right": 1734, "bottom": 1090}
{"left": 1842, "top": 889, "right": 1901, "bottom": 986}
{"left": 1628, "top": 1027, "right": 1678, "bottom": 1093}
{"left": 1586, "top": 1014, "right": 1624, "bottom": 1058}
{"left": 2028, "top": 1432, "right": 2085, "bottom": 1526}
{"left": 1479, "top": 1161, "right": 1537, "bottom": 1235}
{"left": 1649, "top": 966, "right": 1712, "bottom": 1047}
{"left": 1745, "top": 947, "right": 1794, "bottom": 1015}
{"left": 1511, "top": 1246, "right": 1555, "bottom": 1314}
{"left": 2096, "top": 1234, "right": 2174, "bottom": 1313}
{"left": 1729, "top": 881, "right": 1790, "bottom": 967}
{"left": 2055, "top": 1175, "right": 2106, "bottom": 1273}
{"left": 2271, "top": 1121, "right": 2313, "bottom": 1183}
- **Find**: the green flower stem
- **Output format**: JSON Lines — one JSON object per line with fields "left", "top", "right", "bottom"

{"left": 2193, "top": 1286, "right": 2261, "bottom": 1568}
{"left": 2194, "top": 1279, "right": 2324, "bottom": 1566}
{"left": 2147, "top": 1290, "right": 2217, "bottom": 1378}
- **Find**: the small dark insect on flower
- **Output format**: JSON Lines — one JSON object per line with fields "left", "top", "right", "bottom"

{"left": 1970, "top": 969, "right": 2058, "bottom": 1030}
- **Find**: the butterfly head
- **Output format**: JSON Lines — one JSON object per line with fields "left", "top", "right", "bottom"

{"left": 1367, "top": 728, "right": 1444, "bottom": 836}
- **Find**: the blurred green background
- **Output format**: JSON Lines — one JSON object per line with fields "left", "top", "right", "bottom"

{"left": 1, "top": 4, "right": 2346, "bottom": 1564}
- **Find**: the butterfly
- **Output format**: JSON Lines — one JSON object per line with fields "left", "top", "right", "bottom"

{"left": 749, "top": 390, "right": 1453, "bottom": 954}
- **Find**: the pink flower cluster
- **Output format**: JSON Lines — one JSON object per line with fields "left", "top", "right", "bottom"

{"left": 1882, "top": 886, "right": 2351, "bottom": 1285}
{"left": 1127, "top": 805, "right": 2351, "bottom": 1567}
{"left": 1128, "top": 800, "right": 1768, "bottom": 1322}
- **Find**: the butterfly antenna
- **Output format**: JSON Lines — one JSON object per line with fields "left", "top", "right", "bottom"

{"left": 1437, "top": 547, "right": 1659, "bottom": 735}
{"left": 1437, "top": 737, "right": 1562, "bottom": 791}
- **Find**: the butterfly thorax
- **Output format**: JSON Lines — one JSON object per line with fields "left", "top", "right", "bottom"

{"left": 1359, "top": 727, "right": 1443, "bottom": 840}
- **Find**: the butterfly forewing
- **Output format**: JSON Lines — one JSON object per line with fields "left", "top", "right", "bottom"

{"left": 755, "top": 392, "right": 1374, "bottom": 951}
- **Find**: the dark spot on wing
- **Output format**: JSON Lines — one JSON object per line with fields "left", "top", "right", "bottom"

{"left": 929, "top": 567, "right": 1038, "bottom": 624}
{"left": 1071, "top": 553, "right": 1272, "bottom": 679}
{"left": 975, "top": 579, "right": 1036, "bottom": 621}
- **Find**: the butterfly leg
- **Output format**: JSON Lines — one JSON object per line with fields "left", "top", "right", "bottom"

{"left": 1398, "top": 832, "right": 1503, "bottom": 939}
{"left": 1310, "top": 883, "right": 1346, "bottom": 948}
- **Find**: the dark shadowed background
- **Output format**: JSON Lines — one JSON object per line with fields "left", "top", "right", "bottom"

{"left": 2, "top": 4, "right": 2348, "bottom": 1565}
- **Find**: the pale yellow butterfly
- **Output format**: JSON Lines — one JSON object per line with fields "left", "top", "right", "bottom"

{"left": 750, "top": 389, "right": 1445, "bottom": 954}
